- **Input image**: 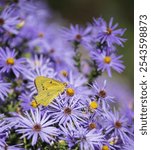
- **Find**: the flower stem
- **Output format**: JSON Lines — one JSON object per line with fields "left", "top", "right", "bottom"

{"left": 73, "top": 42, "right": 82, "bottom": 72}
{"left": 88, "top": 61, "right": 102, "bottom": 84}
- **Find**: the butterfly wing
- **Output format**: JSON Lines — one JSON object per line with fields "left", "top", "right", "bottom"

{"left": 34, "top": 76, "right": 66, "bottom": 106}
{"left": 35, "top": 88, "right": 65, "bottom": 106}
{"left": 34, "top": 76, "right": 49, "bottom": 92}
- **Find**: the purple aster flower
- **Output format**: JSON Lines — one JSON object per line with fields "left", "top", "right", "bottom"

{"left": 103, "top": 109, "right": 133, "bottom": 144}
{"left": 102, "top": 76, "right": 134, "bottom": 110}
{"left": 27, "top": 23, "right": 55, "bottom": 53}
{"left": 55, "top": 58, "right": 75, "bottom": 76}
{"left": 0, "top": 80, "right": 11, "bottom": 101}
{"left": 62, "top": 24, "right": 92, "bottom": 46}
{"left": 60, "top": 125, "right": 105, "bottom": 150}
{"left": 83, "top": 114, "right": 102, "bottom": 130}
{"left": 94, "top": 17, "right": 126, "bottom": 47}
{"left": 17, "top": 16, "right": 38, "bottom": 41}
{"left": 30, "top": 34, "right": 75, "bottom": 69}
{"left": 20, "top": 16, "right": 55, "bottom": 41}
{"left": 48, "top": 96, "right": 87, "bottom": 127}
{"left": 60, "top": 71, "right": 91, "bottom": 99}
{"left": 57, "top": 65, "right": 75, "bottom": 79}
{"left": 0, "top": 5, "right": 20, "bottom": 34}
{"left": 74, "top": 127, "right": 105, "bottom": 150}
{"left": 91, "top": 51, "right": 125, "bottom": 77}
{"left": 91, "top": 80, "right": 115, "bottom": 109}
{"left": 16, "top": 109, "right": 58, "bottom": 146}
{"left": 0, "top": 47, "right": 26, "bottom": 78}
{"left": 48, "top": 38, "right": 75, "bottom": 69}
{"left": 25, "top": 55, "right": 52, "bottom": 71}
{"left": 23, "top": 22, "right": 75, "bottom": 67}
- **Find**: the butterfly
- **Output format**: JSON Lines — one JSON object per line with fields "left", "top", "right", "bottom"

{"left": 34, "top": 76, "right": 67, "bottom": 106}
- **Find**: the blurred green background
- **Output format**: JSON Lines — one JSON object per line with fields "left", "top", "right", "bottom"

{"left": 46, "top": 0, "right": 134, "bottom": 87}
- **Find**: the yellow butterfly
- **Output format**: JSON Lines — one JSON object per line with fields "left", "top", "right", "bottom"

{"left": 34, "top": 76, "right": 67, "bottom": 106}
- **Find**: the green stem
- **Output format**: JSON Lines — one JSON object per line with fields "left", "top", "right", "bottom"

{"left": 73, "top": 43, "right": 82, "bottom": 72}
{"left": 23, "top": 137, "right": 27, "bottom": 149}
{"left": 88, "top": 61, "right": 102, "bottom": 84}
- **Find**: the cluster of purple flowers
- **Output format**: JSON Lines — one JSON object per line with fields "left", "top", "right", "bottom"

{"left": 0, "top": 0, "right": 133, "bottom": 150}
{"left": 62, "top": 17, "right": 126, "bottom": 77}
{"left": 90, "top": 17, "right": 126, "bottom": 77}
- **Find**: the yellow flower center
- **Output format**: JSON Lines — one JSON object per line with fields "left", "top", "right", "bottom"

{"left": 60, "top": 70, "right": 68, "bottom": 77}
{"left": 102, "top": 145, "right": 109, "bottom": 150}
{"left": 106, "top": 28, "right": 112, "bottom": 35}
{"left": 66, "top": 88, "right": 75, "bottom": 96}
{"left": 104, "top": 56, "right": 111, "bottom": 64}
{"left": 90, "top": 101, "right": 98, "bottom": 109}
{"left": 30, "top": 100, "right": 39, "bottom": 108}
{"left": 6, "top": 58, "right": 15, "bottom": 65}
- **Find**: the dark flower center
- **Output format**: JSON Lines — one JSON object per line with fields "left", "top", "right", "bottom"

{"left": 38, "top": 32, "right": 44, "bottom": 38}
{"left": 75, "top": 34, "right": 82, "bottom": 40}
{"left": 106, "top": 28, "right": 112, "bottom": 35}
{"left": 81, "top": 135, "right": 87, "bottom": 141}
{"left": 99, "top": 90, "right": 107, "bottom": 98}
{"left": 0, "top": 18, "right": 5, "bottom": 25}
{"left": 64, "top": 107, "right": 72, "bottom": 115}
{"left": 33, "top": 124, "right": 41, "bottom": 132}
{"left": 89, "top": 123, "right": 96, "bottom": 129}
{"left": 49, "top": 48, "right": 55, "bottom": 53}
{"left": 115, "top": 121, "right": 122, "bottom": 128}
